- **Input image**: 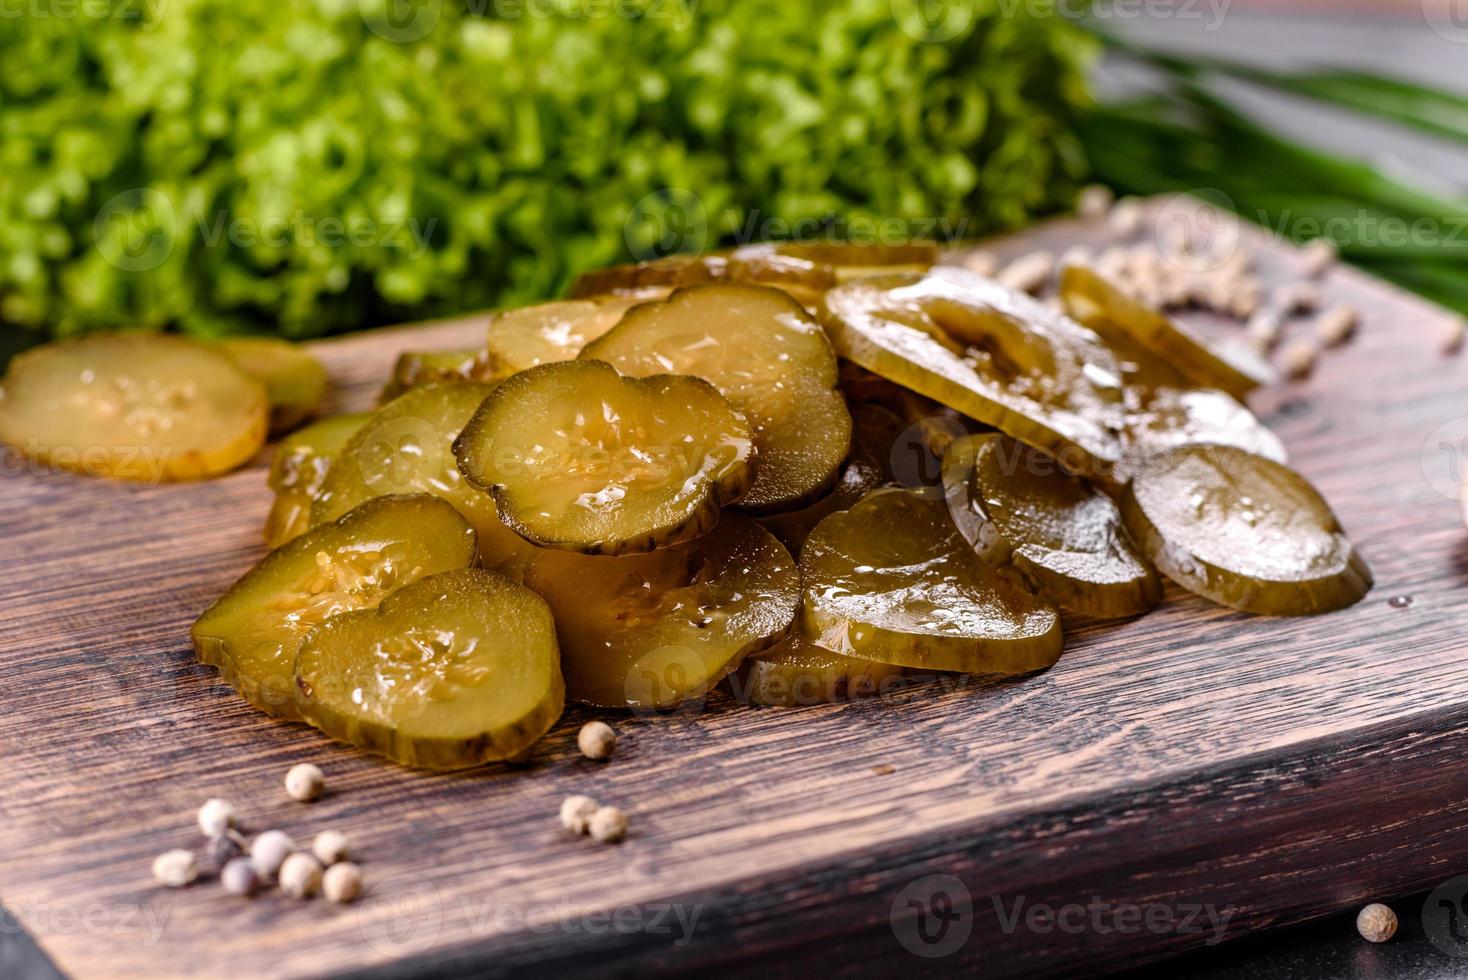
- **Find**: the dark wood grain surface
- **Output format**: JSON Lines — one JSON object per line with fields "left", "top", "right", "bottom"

{"left": 2, "top": 203, "right": 1466, "bottom": 979}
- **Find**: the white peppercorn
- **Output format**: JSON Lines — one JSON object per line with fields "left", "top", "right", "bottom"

{"left": 1301, "top": 238, "right": 1337, "bottom": 278}
{"left": 279, "top": 852, "right": 323, "bottom": 900}
{"left": 323, "top": 862, "right": 364, "bottom": 904}
{"left": 1280, "top": 339, "right": 1317, "bottom": 380}
{"left": 996, "top": 251, "right": 1054, "bottom": 295}
{"left": 1246, "top": 310, "right": 1283, "bottom": 352}
{"left": 285, "top": 763, "right": 324, "bottom": 802}
{"left": 196, "top": 798, "right": 237, "bottom": 837}
{"left": 312, "top": 830, "right": 350, "bottom": 866}
{"left": 589, "top": 805, "right": 628, "bottom": 844}
{"left": 1108, "top": 197, "right": 1145, "bottom": 238}
{"left": 1443, "top": 316, "right": 1465, "bottom": 354}
{"left": 560, "top": 795, "right": 599, "bottom": 835}
{"left": 1077, "top": 183, "right": 1114, "bottom": 220}
{"left": 577, "top": 721, "right": 617, "bottom": 761}
{"left": 206, "top": 829, "right": 248, "bottom": 871}
{"left": 962, "top": 250, "right": 998, "bottom": 278}
{"left": 1356, "top": 903, "right": 1397, "bottom": 943}
{"left": 250, "top": 829, "right": 295, "bottom": 880}
{"left": 1314, "top": 306, "right": 1358, "bottom": 347}
{"left": 152, "top": 849, "right": 197, "bottom": 888}
{"left": 220, "top": 857, "right": 260, "bottom": 897}
{"left": 1273, "top": 281, "right": 1321, "bottom": 315}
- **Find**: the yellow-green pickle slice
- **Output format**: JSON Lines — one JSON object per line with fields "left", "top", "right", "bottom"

{"left": 520, "top": 514, "right": 800, "bottom": 710}
{"left": 294, "top": 568, "right": 563, "bottom": 769}
{"left": 455, "top": 360, "right": 753, "bottom": 554}
{"left": 485, "top": 291, "right": 665, "bottom": 379}
{"left": 569, "top": 249, "right": 835, "bottom": 310}
{"left": 379, "top": 348, "right": 492, "bottom": 403}
{"left": 943, "top": 434, "right": 1160, "bottom": 619}
{"left": 1124, "top": 386, "right": 1286, "bottom": 473}
{"left": 191, "top": 494, "right": 479, "bottom": 720}
{"left": 758, "top": 403, "right": 904, "bottom": 554}
{"left": 0, "top": 333, "right": 267, "bottom": 481}
{"left": 1059, "top": 264, "right": 1274, "bottom": 399}
{"left": 582, "top": 283, "right": 852, "bottom": 511}
{"left": 1121, "top": 445, "right": 1373, "bottom": 615}
{"left": 820, "top": 267, "right": 1124, "bottom": 480}
{"left": 767, "top": 241, "right": 939, "bottom": 282}
{"left": 800, "top": 489, "right": 1062, "bottom": 673}
{"left": 733, "top": 624, "right": 907, "bottom": 707}
{"left": 265, "top": 412, "right": 370, "bottom": 548}
{"left": 216, "top": 336, "right": 329, "bottom": 434}
{"left": 310, "top": 382, "right": 534, "bottom": 571}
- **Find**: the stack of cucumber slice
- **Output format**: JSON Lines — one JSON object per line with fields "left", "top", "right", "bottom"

{"left": 0, "top": 240, "right": 1375, "bottom": 769}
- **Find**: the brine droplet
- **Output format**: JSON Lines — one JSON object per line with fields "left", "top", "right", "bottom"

{"left": 1388, "top": 595, "right": 1414, "bottom": 609}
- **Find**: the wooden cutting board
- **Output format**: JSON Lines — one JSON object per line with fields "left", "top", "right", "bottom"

{"left": 3, "top": 202, "right": 1467, "bottom": 979}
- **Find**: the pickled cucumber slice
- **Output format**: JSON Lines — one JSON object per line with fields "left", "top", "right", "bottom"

{"left": 1060, "top": 265, "right": 1274, "bottom": 399}
{"left": 310, "top": 383, "right": 533, "bottom": 571}
{"left": 801, "top": 489, "right": 1062, "bottom": 673}
{"left": 0, "top": 333, "right": 267, "bottom": 481}
{"left": 1125, "top": 386, "right": 1286, "bottom": 473}
{"left": 294, "top": 568, "right": 563, "bottom": 769}
{"left": 758, "top": 403, "right": 903, "bottom": 554}
{"left": 582, "top": 283, "right": 852, "bottom": 510}
{"left": 485, "top": 290, "right": 664, "bottom": 379}
{"left": 820, "top": 267, "right": 1124, "bottom": 480}
{"left": 1121, "top": 445, "right": 1372, "bottom": 615}
{"left": 520, "top": 514, "right": 800, "bottom": 710}
{"left": 569, "top": 249, "right": 835, "bottom": 309}
{"left": 216, "top": 336, "right": 329, "bottom": 434}
{"left": 768, "top": 241, "right": 939, "bottom": 282}
{"left": 732, "top": 626, "right": 906, "bottom": 707}
{"left": 264, "top": 413, "right": 370, "bottom": 548}
{"left": 379, "top": 348, "right": 492, "bottom": 403}
{"left": 192, "top": 494, "right": 478, "bottom": 720}
{"left": 454, "top": 360, "right": 753, "bottom": 554}
{"left": 942, "top": 434, "right": 1160, "bottom": 618}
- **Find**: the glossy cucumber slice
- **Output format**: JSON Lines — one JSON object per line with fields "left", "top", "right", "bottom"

{"left": 767, "top": 241, "right": 938, "bottom": 282}
{"left": 520, "top": 514, "right": 800, "bottom": 710}
{"left": 294, "top": 568, "right": 563, "bottom": 769}
{"left": 582, "top": 283, "right": 852, "bottom": 511}
{"left": 758, "top": 403, "right": 904, "bottom": 554}
{"left": 454, "top": 360, "right": 753, "bottom": 554}
{"left": 732, "top": 626, "right": 906, "bottom": 707}
{"left": 192, "top": 494, "right": 478, "bottom": 719}
{"left": 1059, "top": 265, "right": 1274, "bottom": 399}
{"left": 942, "top": 434, "right": 1160, "bottom": 618}
{"left": 379, "top": 348, "right": 492, "bottom": 403}
{"left": 310, "top": 382, "right": 534, "bottom": 571}
{"left": 820, "top": 267, "right": 1124, "bottom": 480}
{"left": 265, "top": 412, "right": 370, "bottom": 548}
{"left": 569, "top": 249, "right": 835, "bottom": 309}
{"left": 800, "top": 489, "right": 1062, "bottom": 673}
{"left": 0, "top": 333, "right": 267, "bottom": 482}
{"left": 216, "top": 336, "right": 329, "bottom": 434}
{"left": 1123, "top": 386, "right": 1286, "bottom": 475}
{"left": 485, "top": 291, "right": 665, "bottom": 379}
{"left": 1121, "top": 445, "right": 1372, "bottom": 615}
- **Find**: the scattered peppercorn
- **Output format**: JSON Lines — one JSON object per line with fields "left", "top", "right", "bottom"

{"left": 996, "top": 250, "right": 1054, "bottom": 295}
{"left": 323, "top": 862, "right": 364, "bottom": 904}
{"left": 1077, "top": 184, "right": 1114, "bottom": 220}
{"left": 313, "top": 830, "right": 350, "bottom": 866}
{"left": 279, "top": 852, "right": 323, "bottom": 900}
{"left": 1314, "top": 306, "right": 1358, "bottom": 348}
{"left": 285, "top": 763, "right": 325, "bottom": 802}
{"left": 577, "top": 721, "right": 617, "bottom": 761}
{"left": 220, "top": 857, "right": 260, "bottom": 897}
{"left": 152, "top": 849, "right": 198, "bottom": 888}
{"left": 1356, "top": 903, "right": 1397, "bottom": 943}
{"left": 250, "top": 829, "right": 295, "bottom": 880}
{"left": 1300, "top": 238, "right": 1337, "bottom": 278}
{"left": 1108, "top": 197, "right": 1144, "bottom": 238}
{"left": 1246, "top": 310, "right": 1283, "bottom": 353}
{"left": 206, "top": 828, "right": 248, "bottom": 871}
{"left": 560, "top": 795, "right": 599, "bottom": 835}
{"left": 1444, "top": 316, "right": 1466, "bottom": 355}
{"left": 1280, "top": 339, "right": 1318, "bottom": 380}
{"left": 589, "top": 805, "right": 628, "bottom": 844}
{"left": 962, "top": 250, "right": 998, "bottom": 278}
{"left": 196, "top": 798, "right": 237, "bottom": 837}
